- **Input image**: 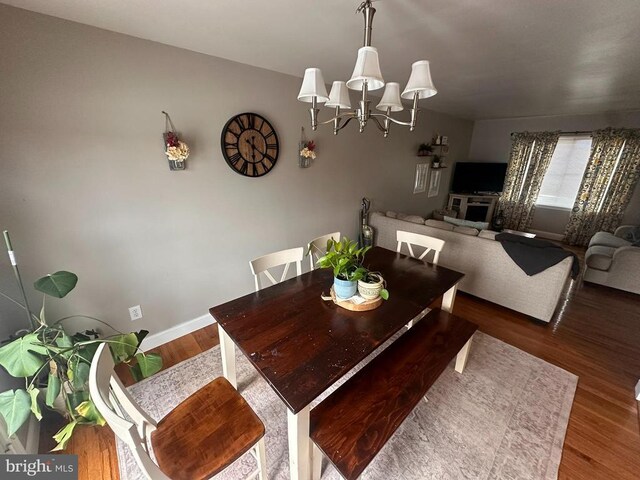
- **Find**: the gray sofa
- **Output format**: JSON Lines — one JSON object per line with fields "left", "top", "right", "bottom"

{"left": 369, "top": 212, "right": 573, "bottom": 323}
{"left": 584, "top": 226, "right": 640, "bottom": 294}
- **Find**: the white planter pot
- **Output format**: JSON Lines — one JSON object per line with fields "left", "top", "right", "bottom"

{"left": 358, "top": 274, "right": 384, "bottom": 300}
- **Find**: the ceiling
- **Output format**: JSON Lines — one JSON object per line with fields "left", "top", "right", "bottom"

{"left": 4, "top": 0, "right": 640, "bottom": 120}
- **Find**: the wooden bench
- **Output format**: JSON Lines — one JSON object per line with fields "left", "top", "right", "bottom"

{"left": 309, "top": 308, "right": 477, "bottom": 480}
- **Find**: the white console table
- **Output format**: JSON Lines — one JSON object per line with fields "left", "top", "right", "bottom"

{"left": 448, "top": 194, "right": 499, "bottom": 223}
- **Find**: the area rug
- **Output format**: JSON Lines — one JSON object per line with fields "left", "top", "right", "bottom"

{"left": 116, "top": 332, "right": 577, "bottom": 479}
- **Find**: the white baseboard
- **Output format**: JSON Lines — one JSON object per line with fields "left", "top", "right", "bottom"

{"left": 140, "top": 314, "right": 215, "bottom": 351}
{"left": 636, "top": 380, "right": 640, "bottom": 401}
{"left": 529, "top": 229, "right": 565, "bottom": 241}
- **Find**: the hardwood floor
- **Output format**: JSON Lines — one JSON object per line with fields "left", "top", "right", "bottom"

{"left": 41, "top": 271, "right": 640, "bottom": 479}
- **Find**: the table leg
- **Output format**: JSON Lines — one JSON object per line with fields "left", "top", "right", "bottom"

{"left": 455, "top": 335, "right": 473, "bottom": 373}
{"left": 441, "top": 283, "right": 458, "bottom": 313}
{"left": 311, "top": 442, "right": 322, "bottom": 480}
{"left": 218, "top": 324, "right": 237, "bottom": 389}
{"left": 288, "top": 406, "right": 311, "bottom": 480}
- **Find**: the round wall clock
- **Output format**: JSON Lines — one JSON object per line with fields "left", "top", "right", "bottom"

{"left": 221, "top": 113, "right": 279, "bottom": 177}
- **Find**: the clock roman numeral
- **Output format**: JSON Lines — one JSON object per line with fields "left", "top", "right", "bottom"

{"left": 240, "top": 161, "right": 249, "bottom": 175}
{"left": 264, "top": 130, "right": 275, "bottom": 139}
{"left": 248, "top": 114, "right": 255, "bottom": 129}
{"left": 264, "top": 152, "right": 277, "bottom": 164}
{"left": 266, "top": 142, "right": 278, "bottom": 150}
{"left": 225, "top": 141, "right": 238, "bottom": 149}
{"left": 228, "top": 152, "right": 242, "bottom": 165}
{"left": 234, "top": 116, "right": 245, "bottom": 130}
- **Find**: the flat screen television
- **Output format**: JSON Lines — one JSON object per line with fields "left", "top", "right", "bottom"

{"left": 451, "top": 162, "right": 508, "bottom": 193}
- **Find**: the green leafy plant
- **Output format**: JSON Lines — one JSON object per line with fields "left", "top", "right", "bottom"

{"left": 316, "top": 237, "right": 371, "bottom": 282}
{"left": 0, "top": 270, "right": 162, "bottom": 450}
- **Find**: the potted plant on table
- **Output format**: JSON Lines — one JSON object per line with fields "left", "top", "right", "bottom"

{"left": 316, "top": 237, "right": 370, "bottom": 299}
{"left": 357, "top": 272, "right": 389, "bottom": 301}
{"left": 0, "top": 269, "right": 162, "bottom": 451}
{"left": 417, "top": 143, "right": 433, "bottom": 157}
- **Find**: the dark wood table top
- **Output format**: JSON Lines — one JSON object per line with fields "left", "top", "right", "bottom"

{"left": 209, "top": 246, "right": 464, "bottom": 414}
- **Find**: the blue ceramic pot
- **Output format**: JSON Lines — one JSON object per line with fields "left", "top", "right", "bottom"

{"left": 334, "top": 277, "right": 357, "bottom": 299}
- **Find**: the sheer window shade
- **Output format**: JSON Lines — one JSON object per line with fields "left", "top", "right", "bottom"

{"left": 536, "top": 135, "right": 592, "bottom": 209}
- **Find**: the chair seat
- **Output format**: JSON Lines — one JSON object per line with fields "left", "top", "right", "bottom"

{"left": 151, "top": 377, "right": 265, "bottom": 480}
{"left": 589, "top": 232, "right": 631, "bottom": 249}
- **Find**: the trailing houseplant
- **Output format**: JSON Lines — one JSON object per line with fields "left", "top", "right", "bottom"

{"left": 316, "top": 237, "right": 370, "bottom": 299}
{"left": 357, "top": 271, "right": 390, "bottom": 301}
{"left": 417, "top": 143, "right": 433, "bottom": 156}
{"left": 0, "top": 270, "right": 162, "bottom": 451}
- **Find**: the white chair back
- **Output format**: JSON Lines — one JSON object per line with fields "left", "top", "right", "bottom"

{"left": 250, "top": 247, "right": 304, "bottom": 292}
{"left": 307, "top": 232, "right": 341, "bottom": 270}
{"left": 89, "top": 343, "right": 170, "bottom": 480}
{"left": 396, "top": 230, "right": 445, "bottom": 265}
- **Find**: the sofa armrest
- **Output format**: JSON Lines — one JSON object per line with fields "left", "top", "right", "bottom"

{"left": 614, "top": 225, "right": 638, "bottom": 240}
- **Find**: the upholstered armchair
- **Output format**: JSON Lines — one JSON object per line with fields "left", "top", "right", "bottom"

{"left": 584, "top": 226, "right": 640, "bottom": 294}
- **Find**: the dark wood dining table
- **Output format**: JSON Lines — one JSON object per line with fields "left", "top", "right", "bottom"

{"left": 209, "top": 246, "right": 465, "bottom": 480}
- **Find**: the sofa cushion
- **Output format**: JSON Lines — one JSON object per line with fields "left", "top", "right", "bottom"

{"left": 453, "top": 226, "right": 480, "bottom": 236}
{"left": 385, "top": 211, "right": 398, "bottom": 219}
{"left": 397, "top": 213, "right": 426, "bottom": 224}
{"left": 589, "top": 231, "right": 631, "bottom": 249}
{"left": 444, "top": 216, "right": 490, "bottom": 231}
{"left": 424, "top": 219, "right": 454, "bottom": 231}
{"left": 478, "top": 230, "right": 498, "bottom": 240}
{"left": 585, "top": 245, "right": 616, "bottom": 271}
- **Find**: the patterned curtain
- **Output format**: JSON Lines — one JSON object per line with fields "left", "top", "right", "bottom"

{"left": 499, "top": 131, "right": 560, "bottom": 231}
{"left": 564, "top": 129, "right": 640, "bottom": 246}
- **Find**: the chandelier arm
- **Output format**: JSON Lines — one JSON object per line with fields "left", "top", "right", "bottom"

{"left": 335, "top": 116, "right": 356, "bottom": 132}
{"left": 317, "top": 111, "right": 358, "bottom": 125}
{"left": 370, "top": 112, "right": 413, "bottom": 127}
{"left": 370, "top": 115, "right": 388, "bottom": 133}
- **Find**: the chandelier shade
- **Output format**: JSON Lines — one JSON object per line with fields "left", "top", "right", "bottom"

{"left": 376, "top": 82, "right": 404, "bottom": 112}
{"left": 297, "top": 68, "right": 330, "bottom": 103}
{"left": 346, "top": 47, "right": 385, "bottom": 91}
{"left": 326, "top": 81, "right": 352, "bottom": 109}
{"left": 401, "top": 60, "right": 437, "bottom": 100}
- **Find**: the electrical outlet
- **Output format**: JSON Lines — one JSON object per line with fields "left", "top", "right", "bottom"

{"left": 129, "top": 305, "right": 143, "bottom": 321}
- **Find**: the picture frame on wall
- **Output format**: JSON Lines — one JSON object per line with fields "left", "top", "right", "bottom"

{"left": 428, "top": 168, "right": 441, "bottom": 197}
{"left": 413, "top": 163, "right": 429, "bottom": 194}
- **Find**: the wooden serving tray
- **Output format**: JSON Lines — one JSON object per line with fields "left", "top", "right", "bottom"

{"left": 322, "top": 286, "right": 383, "bottom": 312}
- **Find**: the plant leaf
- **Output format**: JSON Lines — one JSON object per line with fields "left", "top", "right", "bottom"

{"left": 75, "top": 400, "right": 105, "bottom": 426}
{"left": 46, "top": 372, "right": 61, "bottom": 408}
{"left": 0, "top": 333, "right": 48, "bottom": 377}
{"left": 71, "top": 361, "right": 90, "bottom": 390}
{"left": 135, "top": 353, "right": 163, "bottom": 378}
{"left": 27, "top": 386, "right": 42, "bottom": 421}
{"left": 0, "top": 389, "right": 31, "bottom": 436}
{"left": 34, "top": 271, "right": 78, "bottom": 299}
{"left": 108, "top": 333, "right": 139, "bottom": 363}
{"left": 380, "top": 289, "right": 389, "bottom": 300}
{"left": 52, "top": 420, "right": 77, "bottom": 451}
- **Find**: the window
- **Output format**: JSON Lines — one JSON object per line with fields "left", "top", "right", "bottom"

{"left": 536, "top": 135, "right": 592, "bottom": 209}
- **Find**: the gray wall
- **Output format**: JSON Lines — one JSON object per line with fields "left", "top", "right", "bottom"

{"left": 468, "top": 111, "right": 640, "bottom": 235}
{"left": 0, "top": 5, "right": 473, "bottom": 336}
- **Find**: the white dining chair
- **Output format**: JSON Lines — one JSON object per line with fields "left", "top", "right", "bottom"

{"left": 397, "top": 230, "right": 446, "bottom": 330}
{"left": 307, "top": 232, "right": 341, "bottom": 270}
{"left": 396, "top": 230, "right": 446, "bottom": 265}
{"left": 249, "top": 247, "right": 304, "bottom": 292}
{"left": 89, "top": 343, "right": 267, "bottom": 480}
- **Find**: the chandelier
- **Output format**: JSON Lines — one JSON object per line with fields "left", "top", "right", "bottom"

{"left": 297, "top": 0, "right": 437, "bottom": 137}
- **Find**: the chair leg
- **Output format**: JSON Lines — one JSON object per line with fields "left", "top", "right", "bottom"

{"left": 256, "top": 438, "right": 267, "bottom": 480}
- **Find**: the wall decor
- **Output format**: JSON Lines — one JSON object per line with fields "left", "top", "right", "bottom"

{"left": 221, "top": 112, "right": 279, "bottom": 177}
{"left": 299, "top": 127, "right": 316, "bottom": 168}
{"left": 413, "top": 163, "right": 429, "bottom": 194}
{"left": 162, "top": 111, "right": 189, "bottom": 171}
{"left": 428, "top": 167, "right": 442, "bottom": 198}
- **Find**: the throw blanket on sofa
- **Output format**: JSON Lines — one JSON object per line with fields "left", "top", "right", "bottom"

{"left": 495, "top": 233, "right": 580, "bottom": 279}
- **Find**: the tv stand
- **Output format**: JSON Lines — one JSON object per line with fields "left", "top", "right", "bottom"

{"left": 448, "top": 193, "right": 499, "bottom": 223}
